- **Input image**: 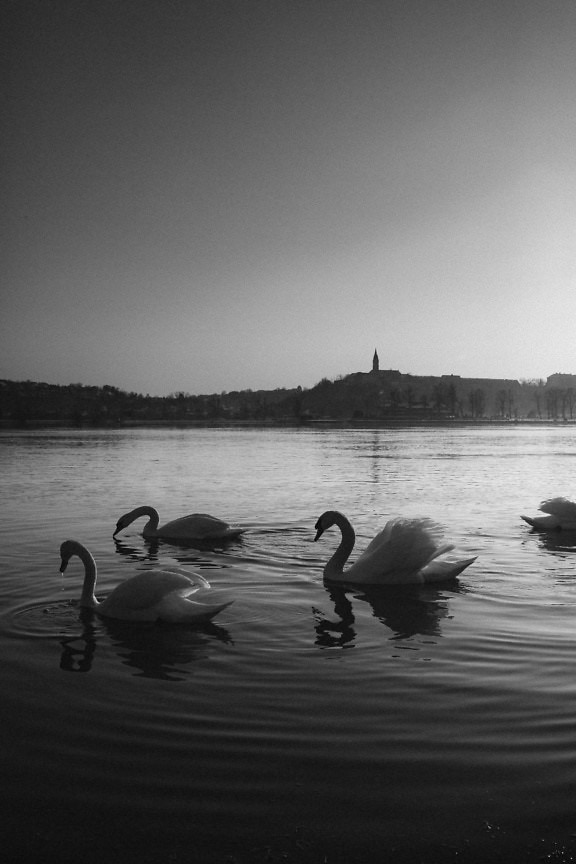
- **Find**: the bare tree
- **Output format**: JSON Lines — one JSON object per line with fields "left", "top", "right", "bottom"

{"left": 468, "top": 388, "right": 486, "bottom": 418}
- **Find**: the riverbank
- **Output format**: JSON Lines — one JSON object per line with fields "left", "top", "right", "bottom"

{"left": 1, "top": 416, "right": 574, "bottom": 431}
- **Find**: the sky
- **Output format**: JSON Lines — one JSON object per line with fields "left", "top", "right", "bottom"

{"left": 3, "top": 0, "right": 576, "bottom": 396}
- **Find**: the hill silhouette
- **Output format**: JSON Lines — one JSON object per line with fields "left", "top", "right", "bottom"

{"left": 2, "top": 366, "right": 575, "bottom": 428}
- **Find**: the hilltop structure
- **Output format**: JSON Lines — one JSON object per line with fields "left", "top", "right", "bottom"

{"left": 2, "top": 354, "right": 576, "bottom": 427}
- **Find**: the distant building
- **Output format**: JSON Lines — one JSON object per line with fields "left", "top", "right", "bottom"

{"left": 547, "top": 373, "right": 576, "bottom": 388}
{"left": 372, "top": 349, "right": 379, "bottom": 373}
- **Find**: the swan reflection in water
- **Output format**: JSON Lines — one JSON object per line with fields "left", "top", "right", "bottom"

{"left": 537, "top": 531, "right": 576, "bottom": 553}
{"left": 113, "top": 536, "right": 226, "bottom": 571}
{"left": 313, "top": 582, "right": 462, "bottom": 649}
{"left": 60, "top": 608, "right": 232, "bottom": 680}
{"left": 113, "top": 535, "right": 162, "bottom": 563}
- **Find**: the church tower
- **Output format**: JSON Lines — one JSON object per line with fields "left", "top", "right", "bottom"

{"left": 372, "top": 349, "right": 379, "bottom": 373}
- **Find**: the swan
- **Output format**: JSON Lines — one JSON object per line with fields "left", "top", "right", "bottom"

{"left": 59, "top": 540, "right": 233, "bottom": 623}
{"left": 521, "top": 497, "right": 576, "bottom": 531}
{"left": 314, "top": 511, "right": 477, "bottom": 585}
{"left": 113, "top": 505, "right": 245, "bottom": 541}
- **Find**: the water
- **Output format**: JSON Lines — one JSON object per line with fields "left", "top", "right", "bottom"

{"left": 2, "top": 426, "right": 576, "bottom": 863}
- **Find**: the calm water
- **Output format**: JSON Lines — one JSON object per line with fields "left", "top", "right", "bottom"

{"left": 2, "top": 426, "right": 576, "bottom": 863}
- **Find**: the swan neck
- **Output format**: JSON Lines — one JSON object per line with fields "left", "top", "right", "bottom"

{"left": 133, "top": 506, "right": 159, "bottom": 536}
{"left": 76, "top": 545, "right": 99, "bottom": 609}
{"left": 324, "top": 515, "right": 355, "bottom": 580}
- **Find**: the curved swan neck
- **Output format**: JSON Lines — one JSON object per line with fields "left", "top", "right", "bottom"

{"left": 69, "top": 542, "right": 99, "bottom": 609}
{"left": 132, "top": 506, "right": 160, "bottom": 536}
{"left": 323, "top": 513, "right": 355, "bottom": 580}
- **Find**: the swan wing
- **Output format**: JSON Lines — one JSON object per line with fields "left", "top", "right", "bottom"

{"left": 360, "top": 517, "right": 448, "bottom": 564}
{"left": 138, "top": 564, "right": 210, "bottom": 589}
{"left": 360, "top": 525, "right": 393, "bottom": 556}
{"left": 104, "top": 569, "right": 204, "bottom": 612}
{"left": 539, "top": 497, "right": 576, "bottom": 518}
{"left": 155, "top": 594, "right": 233, "bottom": 623}
{"left": 350, "top": 517, "right": 453, "bottom": 581}
{"left": 160, "top": 513, "right": 243, "bottom": 539}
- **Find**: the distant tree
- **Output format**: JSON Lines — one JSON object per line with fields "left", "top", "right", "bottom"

{"left": 446, "top": 382, "right": 457, "bottom": 415}
{"left": 205, "top": 394, "right": 221, "bottom": 418}
{"left": 507, "top": 389, "right": 515, "bottom": 417}
{"left": 476, "top": 389, "right": 486, "bottom": 417}
{"left": 496, "top": 390, "right": 507, "bottom": 418}
{"left": 534, "top": 388, "right": 543, "bottom": 419}
{"left": 468, "top": 388, "right": 486, "bottom": 418}
{"left": 546, "top": 388, "right": 560, "bottom": 419}
{"left": 557, "top": 388, "right": 576, "bottom": 420}
{"left": 432, "top": 384, "right": 446, "bottom": 412}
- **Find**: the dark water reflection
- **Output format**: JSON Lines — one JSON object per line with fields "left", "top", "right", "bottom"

{"left": 59, "top": 608, "right": 232, "bottom": 679}
{"left": 313, "top": 582, "right": 457, "bottom": 648}
{"left": 113, "top": 535, "right": 235, "bottom": 569}
{"left": 537, "top": 530, "right": 576, "bottom": 552}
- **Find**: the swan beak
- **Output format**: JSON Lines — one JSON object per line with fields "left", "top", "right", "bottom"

{"left": 314, "top": 523, "right": 324, "bottom": 542}
{"left": 59, "top": 557, "right": 68, "bottom": 574}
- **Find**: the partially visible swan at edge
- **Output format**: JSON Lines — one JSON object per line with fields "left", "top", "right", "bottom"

{"left": 314, "top": 511, "right": 477, "bottom": 585}
{"left": 113, "top": 505, "right": 245, "bottom": 541}
{"left": 521, "top": 497, "right": 576, "bottom": 531}
{"left": 59, "top": 540, "right": 233, "bottom": 623}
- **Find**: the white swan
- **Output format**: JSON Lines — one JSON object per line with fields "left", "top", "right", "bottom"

{"left": 113, "top": 505, "right": 245, "bottom": 541}
{"left": 521, "top": 497, "right": 576, "bottom": 531}
{"left": 314, "top": 511, "right": 476, "bottom": 585}
{"left": 59, "top": 540, "right": 233, "bottom": 623}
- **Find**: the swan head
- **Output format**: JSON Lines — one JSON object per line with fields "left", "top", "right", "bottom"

{"left": 314, "top": 511, "right": 340, "bottom": 541}
{"left": 59, "top": 539, "right": 78, "bottom": 573}
{"left": 113, "top": 513, "right": 131, "bottom": 538}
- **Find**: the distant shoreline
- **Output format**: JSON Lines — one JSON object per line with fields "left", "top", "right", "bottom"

{"left": 3, "top": 373, "right": 575, "bottom": 429}
{"left": 2, "top": 417, "right": 575, "bottom": 431}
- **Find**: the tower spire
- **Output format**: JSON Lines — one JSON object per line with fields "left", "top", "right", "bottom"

{"left": 372, "top": 348, "right": 379, "bottom": 373}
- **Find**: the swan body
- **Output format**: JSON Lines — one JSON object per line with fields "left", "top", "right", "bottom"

{"left": 314, "top": 511, "right": 476, "bottom": 585}
{"left": 113, "top": 505, "right": 245, "bottom": 541}
{"left": 59, "top": 540, "right": 233, "bottom": 623}
{"left": 521, "top": 497, "right": 576, "bottom": 531}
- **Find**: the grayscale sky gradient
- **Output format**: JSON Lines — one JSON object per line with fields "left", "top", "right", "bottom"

{"left": 3, "top": 0, "right": 576, "bottom": 395}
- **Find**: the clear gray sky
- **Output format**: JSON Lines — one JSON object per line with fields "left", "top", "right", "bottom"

{"left": 3, "top": 0, "right": 576, "bottom": 396}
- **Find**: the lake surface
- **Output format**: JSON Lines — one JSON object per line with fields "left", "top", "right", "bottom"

{"left": 2, "top": 425, "right": 576, "bottom": 863}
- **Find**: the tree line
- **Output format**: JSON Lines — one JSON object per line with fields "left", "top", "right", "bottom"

{"left": 0, "top": 373, "right": 574, "bottom": 428}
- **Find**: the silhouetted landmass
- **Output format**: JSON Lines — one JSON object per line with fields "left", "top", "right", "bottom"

{"left": 1, "top": 370, "right": 575, "bottom": 428}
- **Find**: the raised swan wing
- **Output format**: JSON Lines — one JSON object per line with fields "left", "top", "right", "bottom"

{"left": 539, "top": 497, "right": 576, "bottom": 519}
{"left": 351, "top": 517, "right": 454, "bottom": 580}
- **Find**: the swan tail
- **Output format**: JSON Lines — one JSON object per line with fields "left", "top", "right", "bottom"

{"left": 419, "top": 556, "right": 477, "bottom": 582}
{"left": 220, "top": 527, "right": 246, "bottom": 539}
{"left": 521, "top": 513, "right": 566, "bottom": 531}
{"left": 180, "top": 598, "right": 234, "bottom": 622}
{"left": 157, "top": 594, "right": 233, "bottom": 623}
{"left": 444, "top": 556, "right": 477, "bottom": 578}
{"left": 521, "top": 515, "right": 536, "bottom": 527}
